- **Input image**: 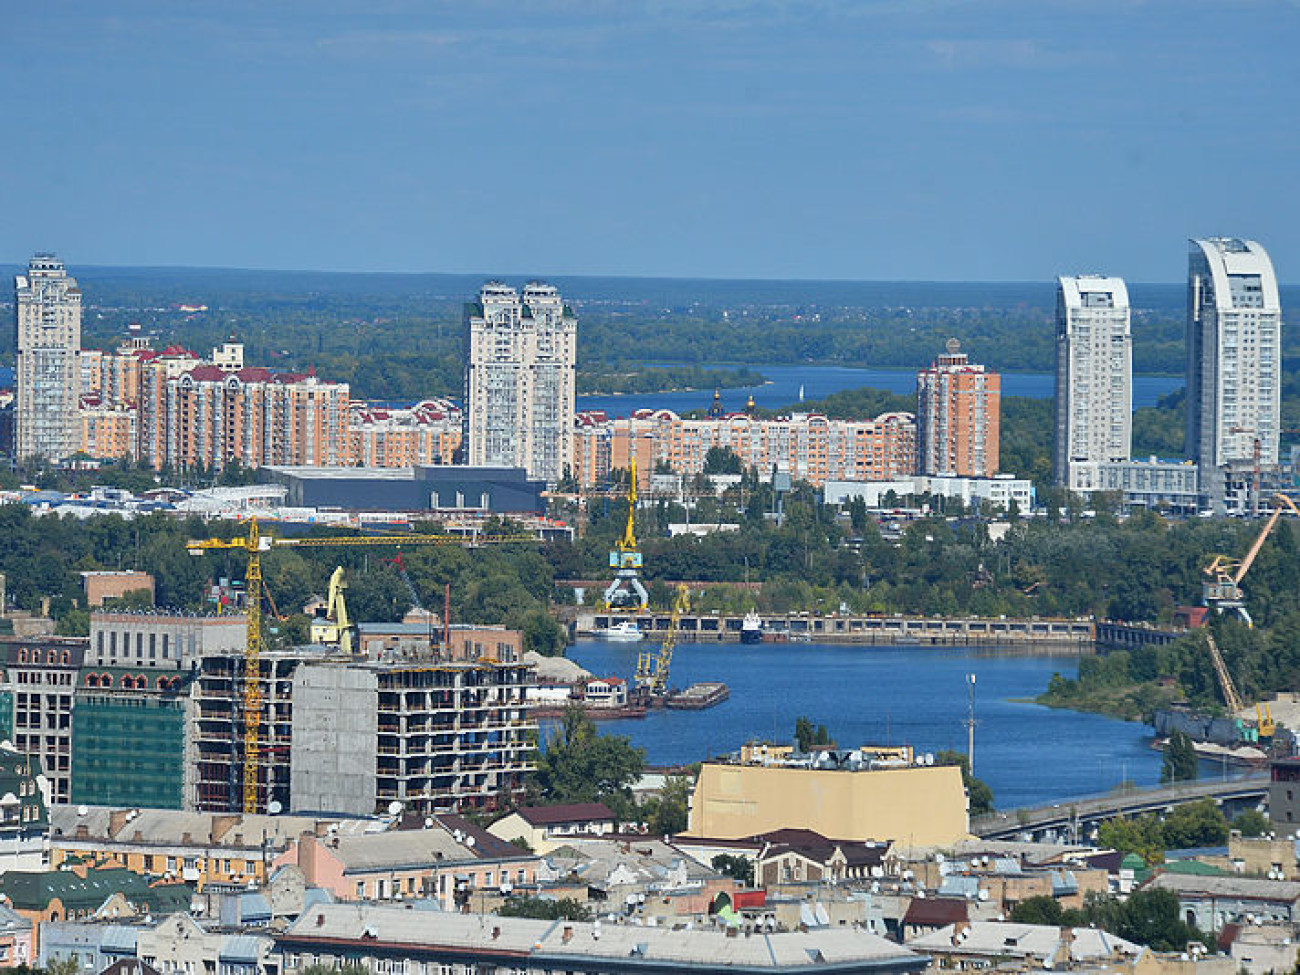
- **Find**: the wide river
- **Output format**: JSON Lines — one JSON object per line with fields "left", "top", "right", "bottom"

{"left": 562, "top": 640, "right": 1178, "bottom": 811}
{"left": 577, "top": 364, "right": 1182, "bottom": 418}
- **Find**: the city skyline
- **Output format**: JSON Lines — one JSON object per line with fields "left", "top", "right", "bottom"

{"left": 2, "top": 2, "right": 1297, "bottom": 283}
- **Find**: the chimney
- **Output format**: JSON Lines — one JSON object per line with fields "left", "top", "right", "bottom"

{"left": 492, "top": 926, "right": 501, "bottom": 941}
{"left": 109, "top": 810, "right": 131, "bottom": 836}
{"left": 562, "top": 926, "right": 574, "bottom": 943}
{"left": 952, "top": 921, "right": 970, "bottom": 947}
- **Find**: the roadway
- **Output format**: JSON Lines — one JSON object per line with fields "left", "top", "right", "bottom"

{"left": 972, "top": 774, "right": 1270, "bottom": 840}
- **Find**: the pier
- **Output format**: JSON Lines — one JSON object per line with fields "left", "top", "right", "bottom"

{"left": 574, "top": 612, "right": 1094, "bottom": 650}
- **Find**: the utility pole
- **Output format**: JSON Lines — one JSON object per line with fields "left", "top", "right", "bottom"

{"left": 964, "top": 673, "right": 977, "bottom": 775}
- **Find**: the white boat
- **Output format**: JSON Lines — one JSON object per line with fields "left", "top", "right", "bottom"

{"left": 740, "top": 612, "right": 764, "bottom": 644}
{"left": 594, "top": 620, "right": 644, "bottom": 642}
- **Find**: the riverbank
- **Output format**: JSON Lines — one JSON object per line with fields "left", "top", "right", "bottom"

{"left": 561, "top": 640, "right": 1165, "bottom": 809}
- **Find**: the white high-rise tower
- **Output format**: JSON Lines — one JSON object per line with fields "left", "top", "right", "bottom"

{"left": 463, "top": 282, "right": 576, "bottom": 485}
{"left": 1185, "top": 238, "right": 1281, "bottom": 509}
{"left": 1054, "top": 275, "right": 1132, "bottom": 492}
{"left": 15, "top": 254, "right": 82, "bottom": 461}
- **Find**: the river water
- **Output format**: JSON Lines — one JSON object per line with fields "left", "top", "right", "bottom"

{"left": 577, "top": 364, "right": 1182, "bottom": 418}
{"left": 562, "top": 640, "right": 1171, "bottom": 810}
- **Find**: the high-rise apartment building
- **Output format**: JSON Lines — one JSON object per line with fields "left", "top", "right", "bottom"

{"left": 916, "top": 340, "right": 1000, "bottom": 477}
{"left": 572, "top": 408, "right": 917, "bottom": 490}
{"left": 14, "top": 255, "right": 82, "bottom": 461}
{"left": 464, "top": 282, "right": 576, "bottom": 485}
{"left": 1185, "top": 238, "right": 1282, "bottom": 509}
{"left": 1054, "top": 275, "right": 1132, "bottom": 491}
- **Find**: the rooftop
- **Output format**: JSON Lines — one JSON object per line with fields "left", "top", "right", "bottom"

{"left": 283, "top": 903, "right": 924, "bottom": 971}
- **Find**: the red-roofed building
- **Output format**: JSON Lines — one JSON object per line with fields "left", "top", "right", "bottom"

{"left": 487, "top": 803, "right": 617, "bottom": 853}
{"left": 350, "top": 398, "right": 463, "bottom": 467}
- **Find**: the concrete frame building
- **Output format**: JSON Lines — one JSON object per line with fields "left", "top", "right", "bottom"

{"left": 193, "top": 648, "right": 534, "bottom": 817}
{"left": 916, "top": 339, "right": 1000, "bottom": 478}
{"left": 15, "top": 255, "right": 82, "bottom": 462}
{"left": 1185, "top": 238, "right": 1282, "bottom": 511}
{"left": 0, "top": 637, "right": 85, "bottom": 804}
{"left": 464, "top": 282, "right": 577, "bottom": 485}
{"left": 1055, "top": 275, "right": 1132, "bottom": 491}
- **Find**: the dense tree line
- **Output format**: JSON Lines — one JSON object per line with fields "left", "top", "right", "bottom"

{"left": 1010, "top": 890, "right": 1207, "bottom": 952}
{"left": 0, "top": 505, "right": 566, "bottom": 654}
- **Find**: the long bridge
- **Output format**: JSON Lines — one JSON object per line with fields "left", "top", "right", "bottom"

{"left": 972, "top": 775, "right": 1270, "bottom": 842}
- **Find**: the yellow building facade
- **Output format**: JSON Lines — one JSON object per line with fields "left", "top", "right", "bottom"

{"left": 685, "top": 761, "right": 970, "bottom": 848}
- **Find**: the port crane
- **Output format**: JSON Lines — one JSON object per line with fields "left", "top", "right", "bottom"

{"left": 634, "top": 583, "right": 689, "bottom": 697}
{"left": 603, "top": 458, "right": 649, "bottom": 611}
{"left": 309, "top": 566, "right": 355, "bottom": 656}
{"left": 187, "top": 518, "right": 536, "bottom": 813}
{"left": 1203, "top": 493, "right": 1300, "bottom": 627}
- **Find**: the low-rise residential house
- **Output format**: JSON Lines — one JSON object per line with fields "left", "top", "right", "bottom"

{"left": 48, "top": 806, "right": 364, "bottom": 891}
{"left": 0, "top": 904, "right": 33, "bottom": 968}
{"left": 277, "top": 902, "right": 930, "bottom": 975}
{"left": 39, "top": 920, "right": 141, "bottom": 972}
{"left": 488, "top": 803, "right": 617, "bottom": 854}
{"left": 0, "top": 743, "right": 50, "bottom": 874}
{"left": 900, "top": 898, "right": 969, "bottom": 941}
{"left": 907, "top": 921, "right": 1142, "bottom": 971}
{"left": 581, "top": 678, "right": 627, "bottom": 708}
{"left": 753, "top": 830, "right": 890, "bottom": 886}
{"left": 0, "top": 867, "right": 190, "bottom": 948}
{"left": 1143, "top": 873, "right": 1300, "bottom": 932}
{"left": 273, "top": 815, "right": 540, "bottom": 911}
{"left": 136, "top": 913, "right": 278, "bottom": 975}
{"left": 1222, "top": 831, "right": 1299, "bottom": 880}
{"left": 1218, "top": 921, "right": 1300, "bottom": 975}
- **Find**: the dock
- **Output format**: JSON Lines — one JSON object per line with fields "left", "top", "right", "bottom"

{"left": 575, "top": 612, "right": 1094, "bottom": 651}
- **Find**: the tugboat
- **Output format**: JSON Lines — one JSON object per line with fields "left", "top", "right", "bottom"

{"left": 740, "top": 611, "right": 764, "bottom": 644}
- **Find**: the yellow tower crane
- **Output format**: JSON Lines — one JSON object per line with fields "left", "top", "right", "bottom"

{"left": 602, "top": 458, "right": 649, "bottom": 611}
{"left": 187, "top": 518, "right": 537, "bottom": 813}
{"left": 635, "top": 583, "right": 689, "bottom": 697}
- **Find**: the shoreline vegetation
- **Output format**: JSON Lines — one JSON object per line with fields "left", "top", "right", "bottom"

{"left": 575, "top": 364, "right": 765, "bottom": 397}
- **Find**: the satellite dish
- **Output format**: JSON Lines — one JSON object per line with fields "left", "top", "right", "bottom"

{"left": 77, "top": 805, "right": 89, "bottom": 816}
{"left": 388, "top": 800, "right": 403, "bottom": 816}
{"left": 268, "top": 801, "right": 283, "bottom": 815}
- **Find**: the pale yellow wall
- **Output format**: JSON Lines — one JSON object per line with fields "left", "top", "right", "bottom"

{"left": 684, "top": 763, "right": 969, "bottom": 847}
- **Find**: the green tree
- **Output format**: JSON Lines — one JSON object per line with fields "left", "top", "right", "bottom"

{"left": 530, "top": 706, "right": 645, "bottom": 819}
{"left": 703, "top": 446, "right": 743, "bottom": 475}
{"left": 1010, "top": 895, "right": 1066, "bottom": 926}
{"left": 1097, "top": 815, "right": 1166, "bottom": 866}
{"left": 711, "top": 853, "right": 755, "bottom": 885}
{"left": 1160, "top": 799, "right": 1228, "bottom": 850}
{"left": 497, "top": 895, "right": 592, "bottom": 921}
{"left": 794, "top": 716, "right": 832, "bottom": 752}
{"left": 1231, "top": 809, "right": 1270, "bottom": 838}
{"left": 520, "top": 608, "right": 567, "bottom": 657}
{"left": 1162, "top": 730, "right": 1199, "bottom": 784}
{"left": 1112, "top": 888, "right": 1207, "bottom": 952}
{"left": 644, "top": 774, "right": 692, "bottom": 836}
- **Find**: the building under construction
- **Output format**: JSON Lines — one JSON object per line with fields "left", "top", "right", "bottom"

{"left": 191, "top": 644, "right": 535, "bottom": 817}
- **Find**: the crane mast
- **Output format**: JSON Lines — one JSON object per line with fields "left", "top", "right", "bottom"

{"left": 1203, "top": 631, "right": 1244, "bottom": 715}
{"left": 188, "top": 517, "right": 536, "bottom": 813}
{"left": 635, "top": 583, "right": 689, "bottom": 697}
{"left": 603, "top": 458, "right": 649, "bottom": 611}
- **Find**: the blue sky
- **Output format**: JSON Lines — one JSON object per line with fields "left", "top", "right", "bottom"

{"left": 3, "top": 1, "right": 1298, "bottom": 281}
